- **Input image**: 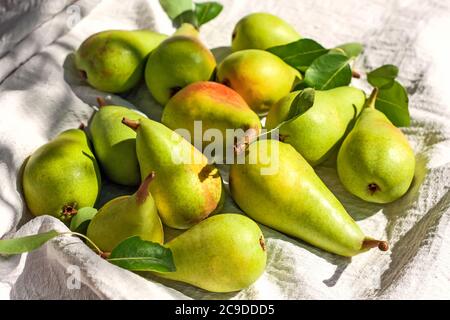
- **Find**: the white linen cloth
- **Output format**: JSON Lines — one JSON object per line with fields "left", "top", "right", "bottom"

{"left": 0, "top": 0, "right": 449, "bottom": 299}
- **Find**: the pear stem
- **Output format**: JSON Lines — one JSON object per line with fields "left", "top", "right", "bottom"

{"left": 136, "top": 171, "right": 156, "bottom": 204}
{"left": 366, "top": 87, "right": 379, "bottom": 109}
{"left": 78, "top": 123, "right": 86, "bottom": 130}
{"left": 122, "top": 117, "right": 140, "bottom": 131}
{"left": 362, "top": 239, "right": 389, "bottom": 251}
{"left": 96, "top": 97, "right": 107, "bottom": 108}
{"left": 352, "top": 70, "right": 361, "bottom": 78}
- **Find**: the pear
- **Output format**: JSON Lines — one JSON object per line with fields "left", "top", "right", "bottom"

{"left": 22, "top": 128, "right": 101, "bottom": 221}
{"left": 217, "top": 49, "right": 300, "bottom": 114}
{"left": 89, "top": 98, "right": 144, "bottom": 186}
{"left": 122, "top": 117, "right": 223, "bottom": 229}
{"left": 75, "top": 30, "right": 167, "bottom": 93}
{"left": 266, "top": 87, "right": 366, "bottom": 166}
{"left": 87, "top": 172, "right": 163, "bottom": 252}
{"left": 337, "top": 89, "right": 415, "bottom": 203}
{"left": 232, "top": 13, "right": 300, "bottom": 51}
{"left": 161, "top": 81, "right": 262, "bottom": 161}
{"left": 157, "top": 214, "right": 266, "bottom": 292}
{"left": 229, "top": 139, "right": 388, "bottom": 257}
{"left": 145, "top": 24, "right": 216, "bottom": 105}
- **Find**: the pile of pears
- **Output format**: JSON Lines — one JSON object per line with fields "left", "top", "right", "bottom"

{"left": 21, "top": 12, "right": 416, "bottom": 293}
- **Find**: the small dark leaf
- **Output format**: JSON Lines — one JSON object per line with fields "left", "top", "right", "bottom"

{"left": 335, "top": 42, "right": 364, "bottom": 58}
{"left": 293, "top": 81, "right": 308, "bottom": 91}
{"left": 376, "top": 80, "right": 410, "bottom": 127}
{"left": 368, "top": 64, "right": 399, "bottom": 89}
{"left": 70, "top": 207, "right": 97, "bottom": 234}
{"left": 159, "top": 0, "right": 193, "bottom": 20}
{"left": 283, "top": 88, "right": 315, "bottom": 125}
{"left": 108, "top": 236, "right": 175, "bottom": 273}
{"left": 304, "top": 54, "right": 352, "bottom": 90}
{"left": 267, "top": 38, "right": 328, "bottom": 71}
{"left": 0, "top": 230, "right": 60, "bottom": 255}
{"left": 195, "top": 2, "right": 223, "bottom": 27}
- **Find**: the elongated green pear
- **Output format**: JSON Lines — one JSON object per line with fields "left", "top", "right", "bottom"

{"left": 232, "top": 13, "right": 300, "bottom": 51}
{"left": 337, "top": 89, "right": 415, "bottom": 203}
{"left": 162, "top": 81, "right": 262, "bottom": 161}
{"left": 87, "top": 172, "right": 163, "bottom": 252}
{"left": 22, "top": 128, "right": 101, "bottom": 221}
{"left": 266, "top": 87, "right": 366, "bottom": 166}
{"left": 157, "top": 214, "right": 266, "bottom": 292}
{"left": 229, "top": 139, "right": 388, "bottom": 257}
{"left": 217, "top": 49, "right": 300, "bottom": 114}
{"left": 122, "top": 117, "right": 223, "bottom": 229}
{"left": 145, "top": 24, "right": 216, "bottom": 105}
{"left": 89, "top": 98, "right": 144, "bottom": 186}
{"left": 75, "top": 30, "right": 167, "bottom": 93}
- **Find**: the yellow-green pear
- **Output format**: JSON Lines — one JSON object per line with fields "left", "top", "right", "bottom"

{"left": 75, "top": 29, "right": 167, "bottom": 93}
{"left": 229, "top": 139, "right": 388, "bottom": 257}
{"left": 266, "top": 87, "right": 366, "bottom": 166}
{"left": 162, "top": 81, "right": 261, "bottom": 161}
{"left": 217, "top": 49, "right": 300, "bottom": 114}
{"left": 337, "top": 90, "right": 415, "bottom": 203}
{"left": 145, "top": 24, "right": 216, "bottom": 105}
{"left": 87, "top": 172, "right": 163, "bottom": 252}
{"left": 157, "top": 214, "right": 266, "bottom": 292}
{"left": 89, "top": 98, "right": 144, "bottom": 186}
{"left": 232, "top": 12, "right": 301, "bottom": 51}
{"left": 22, "top": 128, "right": 101, "bottom": 221}
{"left": 122, "top": 117, "right": 223, "bottom": 229}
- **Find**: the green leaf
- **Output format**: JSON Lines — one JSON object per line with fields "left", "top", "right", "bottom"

{"left": 304, "top": 53, "right": 352, "bottom": 90}
{"left": 0, "top": 230, "right": 60, "bottom": 255}
{"left": 173, "top": 10, "right": 198, "bottom": 28}
{"left": 108, "top": 236, "right": 176, "bottom": 273}
{"left": 159, "top": 0, "right": 194, "bottom": 20}
{"left": 368, "top": 64, "right": 399, "bottom": 89}
{"left": 69, "top": 207, "right": 97, "bottom": 234}
{"left": 267, "top": 38, "right": 328, "bottom": 71}
{"left": 375, "top": 80, "right": 410, "bottom": 127}
{"left": 282, "top": 88, "right": 315, "bottom": 125}
{"left": 195, "top": 2, "right": 223, "bottom": 27}
{"left": 335, "top": 42, "right": 364, "bottom": 58}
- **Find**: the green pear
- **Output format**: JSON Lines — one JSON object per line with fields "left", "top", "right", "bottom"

{"left": 145, "top": 24, "right": 216, "bottom": 105}
{"left": 337, "top": 90, "right": 415, "bottom": 203}
{"left": 161, "top": 81, "right": 262, "bottom": 161}
{"left": 229, "top": 139, "right": 388, "bottom": 257}
{"left": 75, "top": 29, "right": 167, "bottom": 93}
{"left": 122, "top": 117, "right": 223, "bottom": 229}
{"left": 22, "top": 128, "right": 101, "bottom": 221}
{"left": 266, "top": 87, "right": 366, "bottom": 166}
{"left": 157, "top": 214, "right": 266, "bottom": 292}
{"left": 232, "top": 12, "right": 300, "bottom": 51}
{"left": 217, "top": 49, "right": 300, "bottom": 114}
{"left": 89, "top": 99, "right": 145, "bottom": 186}
{"left": 87, "top": 172, "right": 163, "bottom": 252}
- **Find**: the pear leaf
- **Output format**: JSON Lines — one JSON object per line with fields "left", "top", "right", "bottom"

{"left": 375, "top": 80, "right": 410, "bottom": 127}
{"left": 159, "top": 0, "right": 194, "bottom": 20}
{"left": 195, "top": 2, "right": 223, "bottom": 27}
{"left": 304, "top": 53, "right": 352, "bottom": 90}
{"left": 0, "top": 230, "right": 60, "bottom": 255}
{"left": 69, "top": 207, "right": 97, "bottom": 234}
{"left": 267, "top": 38, "right": 328, "bottom": 71}
{"left": 335, "top": 42, "right": 364, "bottom": 58}
{"left": 368, "top": 64, "right": 399, "bottom": 89}
{"left": 282, "top": 88, "right": 315, "bottom": 125}
{"left": 108, "top": 236, "right": 176, "bottom": 273}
